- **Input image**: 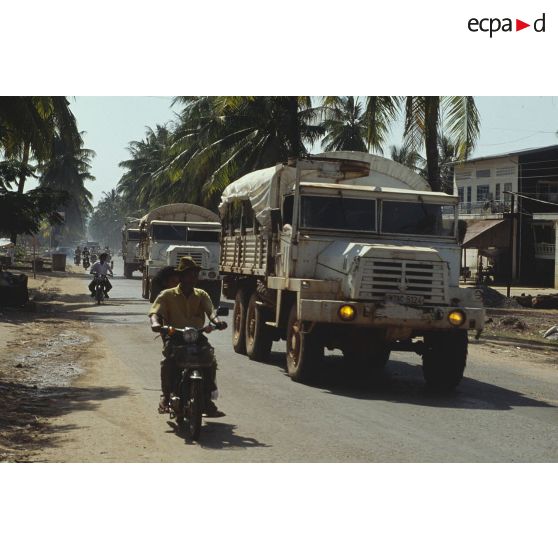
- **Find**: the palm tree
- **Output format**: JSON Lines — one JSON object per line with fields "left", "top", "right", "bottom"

{"left": 321, "top": 97, "right": 368, "bottom": 152}
{"left": 403, "top": 96, "right": 479, "bottom": 191}
{"left": 0, "top": 96, "right": 85, "bottom": 242}
{"left": 322, "top": 96, "right": 399, "bottom": 154}
{"left": 88, "top": 189, "right": 128, "bottom": 248}
{"left": 162, "top": 96, "right": 324, "bottom": 208}
{"left": 117, "top": 125, "right": 174, "bottom": 211}
{"left": 38, "top": 133, "right": 95, "bottom": 240}
{"left": 390, "top": 145, "right": 424, "bottom": 173}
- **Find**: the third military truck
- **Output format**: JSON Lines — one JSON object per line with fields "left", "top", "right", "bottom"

{"left": 138, "top": 203, "right": 222, "bottom": 305}
{"left": 218, "top": 152, "right": 485, "bottom": 391}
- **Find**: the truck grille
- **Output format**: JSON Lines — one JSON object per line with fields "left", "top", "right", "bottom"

{"left": 357, "top": 258, "right": 447, "bottom": 304}
{"left": 174, "top": 251, "right": 204, "bottom": 267}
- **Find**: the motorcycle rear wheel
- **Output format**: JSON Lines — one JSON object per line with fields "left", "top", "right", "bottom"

{"left": 186, "top": 379, "right": 204, "bottom": 441}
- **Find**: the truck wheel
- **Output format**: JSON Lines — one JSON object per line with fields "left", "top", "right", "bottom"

{"left": 422, "top": 330, "right": 468, "bottom": 392}
{"left": 232, "top": 289, "right": 248, "bottom": 355}
{"left": 245, "top": 292, "right": 273, "bottom": 362}
{"left": 286, "top": 304, "right": 322, "bottom": 383}
{"left": 124, "top": 263, "right": 132, "bottom": 279}
{"left": 141, "top": 273, "right": 150, "bottom": 300}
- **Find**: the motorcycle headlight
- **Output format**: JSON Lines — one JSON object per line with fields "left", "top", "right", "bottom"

{"left": 182, "top": 328, "right": 199, "bottom": 343}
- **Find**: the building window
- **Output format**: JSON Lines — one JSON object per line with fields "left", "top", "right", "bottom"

{"left": 477, "top": 185, "right": 490, "bottom": 201}
{"left": 455, "top": 171, "right": 472, "bottom": 180}
{"left": 476, "top": 169, "right": 491, "bottom": 178}
{"left": 466, "top": 186, "right": 472, "bottom": 203}
{"left": 496, "top": 167, "right": 515, "bottom": 177}
{"left": 495, "top": 184, "right": 501, "bottom": 200}
{"left": 457, "top": 187, "right": 464, "bottom": 202}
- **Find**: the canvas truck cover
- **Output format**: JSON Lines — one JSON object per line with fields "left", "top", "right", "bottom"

{"left": 139, "top": 203, "right": 219, "bottom": 228}
{"left": 218, "top": 151, "right": 431, "bottom": 229}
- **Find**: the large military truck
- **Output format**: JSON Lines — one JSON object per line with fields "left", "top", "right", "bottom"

{"left": 218, "top": 152, "right": 485, "bottom": 391}
{"left": 138, "top": 203, "right": 222, "bottom": 305}
{"left": 122, "top": 220, "right": 142, "bottom": 278}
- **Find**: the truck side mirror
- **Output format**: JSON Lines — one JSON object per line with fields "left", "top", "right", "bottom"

{"left": 270, "top": 208, "right": 282, "bottom": 232}
{"left": 216, "top": 306, "right": 229, "bottom": 317}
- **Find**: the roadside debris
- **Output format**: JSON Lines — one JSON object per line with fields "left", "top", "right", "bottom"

{"left": 0, "top": 271, "right": 29, "bottom": 307}
{"left": 543, "top": 325, "right": 558, "bottom": 340}
{"left": 499, "top": 316, "right": 527, "bottom": 330}
{"left": 478, "top": 286, "right": 521, "bottom": 308}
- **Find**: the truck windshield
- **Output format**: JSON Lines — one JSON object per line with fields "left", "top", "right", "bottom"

{"left": 300, "top": 196, "right": 376, "bottom": 232}
{"left": 188, "top": 230, "right": 220, "bottom": 242}
{"left": 152, "top": 224, "right": 188, "bottom": 242}
{"left": 127, "top": 230, "right": 141, "bottom": 241}
{"left": 382, "top": 201, "right": 455, "bottom": 237}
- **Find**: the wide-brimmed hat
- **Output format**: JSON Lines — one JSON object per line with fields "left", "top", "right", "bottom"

{"left": 177, "top": 256, "right": 202, "bottom": 272}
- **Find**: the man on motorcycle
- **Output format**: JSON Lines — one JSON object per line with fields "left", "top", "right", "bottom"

{"left": 148, "top": 256, "right": 227, "bottom": 417}
{"left": 89, "top": 252, "right": 113, "bottom": 297}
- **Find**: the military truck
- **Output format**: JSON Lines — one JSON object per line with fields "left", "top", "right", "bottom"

{"left": 218, "top": 152, "right": 485, "bottom": 391}
{"left": 122, "top": 220, "right": 142, "bottom": 278}
{"left": 138, "top": 203, "right": 222, "bottom": 305}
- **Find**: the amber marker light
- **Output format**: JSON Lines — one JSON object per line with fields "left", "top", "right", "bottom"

{"left": 338, "top": 305, "right": 356, "bottom": 321}
{"left": 448, "top": 310, "right": 466, "bottom": 326}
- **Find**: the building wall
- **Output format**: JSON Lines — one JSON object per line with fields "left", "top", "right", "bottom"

{"left": 454, "top": 157, "right": 518, "bottom": 208}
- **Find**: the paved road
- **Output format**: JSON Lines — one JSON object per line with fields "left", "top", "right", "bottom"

{"left": 42, "top": 262, "right": 558, "bottom": 462}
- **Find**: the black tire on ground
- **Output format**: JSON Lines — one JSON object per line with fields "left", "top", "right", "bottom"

{"left": 124, "top": 263, "right": 133, "bottom": 279}
{"left": 187, "top": 379, "right": 204, "bottom": 441}
{"left": 232, "top": 289, "right": 248, "bottom": 354}
{"left": 422, "top": 330, "right": 468, "bottom": 392}
{"left": 343, "top": 348, "right": 391, "bottom": 374}
{"left": 141, "top": 272, "right": 150, "bottom": 300}
{"left": 149, "top": 277, "right": 162, "bottom": 303}
{"left": 95, "top": 285, "right": 103, "bottom": 305}
{"left": 198, "top": 280, "right": 222, "bottom": 308}
{"left": 286, "top": 303, "right": 323, "bottom": 383}
{"left": 245, "top": 292, "right": 273, "bottom": 362}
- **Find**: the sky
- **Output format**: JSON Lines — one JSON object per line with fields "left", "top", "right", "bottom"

{"left": 70, "top": 96, "right": 558, "bottom": 205}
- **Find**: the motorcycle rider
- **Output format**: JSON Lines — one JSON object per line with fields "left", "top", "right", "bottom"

{"left": 148, "top": 256, "right": 227, "bottom": 417}
{"left": 89, "top": 252, "right": 113, "bottom": 297}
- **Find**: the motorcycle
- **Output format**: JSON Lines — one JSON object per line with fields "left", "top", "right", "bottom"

{"left": 90, "top": 253, "right": 98, "bottom": 263}
{"left": 74, "top": 254, "right": 81, "bottom": 265}
{"left": 83, "top": 256, "right": 90, "bottom": 270}
{"left": 92, "top": 273, "right": 108, "bottom": 305}
{"left": 160, "top": 311, "right": 228, "bottom": 440}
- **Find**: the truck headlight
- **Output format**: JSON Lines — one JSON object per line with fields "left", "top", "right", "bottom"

{"left": 448, "top": 310, "right": 466, "bottom": 326}
{"left": 338, "top": 305, "right": 356, "bottom": 321}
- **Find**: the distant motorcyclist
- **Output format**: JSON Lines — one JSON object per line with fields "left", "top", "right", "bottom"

{"left": 89, "top": 253, "right": 113, "bottom": 298}
{"left": 148, "top": 256, "right": 227, "bottom": 416}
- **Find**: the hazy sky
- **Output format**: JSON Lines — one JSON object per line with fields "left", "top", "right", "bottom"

{"left": 70, "top": 96, "right": 558, "bottom": 205}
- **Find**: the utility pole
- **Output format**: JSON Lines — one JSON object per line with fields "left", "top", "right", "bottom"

{"left": 506, "top": 192, "right": 515, "bottom": 298}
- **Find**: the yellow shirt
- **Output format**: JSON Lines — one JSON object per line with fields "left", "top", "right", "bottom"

{"left": 148, "top": 285, "right": 214, "bottom": 329}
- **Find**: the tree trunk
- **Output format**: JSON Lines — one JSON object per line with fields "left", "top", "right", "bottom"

{"left": 424, "top": 97, "right": 440, "bottom": 192}
{"left": 10, "top": 141, "right": 31, "bottom": 243}
{"left": 17, "top": 141, "right": 30, "bottom": 194}
{"left": 285, "top": 96, "right": 302, "bottom": 157}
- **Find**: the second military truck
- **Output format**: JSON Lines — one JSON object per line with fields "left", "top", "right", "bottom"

{"left": 138, "top": 203, "right": 222, "bottom": 305}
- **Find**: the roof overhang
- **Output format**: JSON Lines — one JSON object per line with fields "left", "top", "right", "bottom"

{"left": 462, "top": 218, "right": 510, "bottom": 249}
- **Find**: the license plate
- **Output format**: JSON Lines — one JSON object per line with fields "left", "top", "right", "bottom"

{"left": 385, "top": 293, "right": 424, "bottom": 305}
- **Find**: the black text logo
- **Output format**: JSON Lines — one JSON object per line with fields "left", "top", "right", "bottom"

{"left": 468, "top": 13, "right": 546, "bottom": 37}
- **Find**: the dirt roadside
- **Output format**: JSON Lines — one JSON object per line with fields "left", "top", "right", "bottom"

{"left": 0, "top": 271, "right": 101, "bottom": 461}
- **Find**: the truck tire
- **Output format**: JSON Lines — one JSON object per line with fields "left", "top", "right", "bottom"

{"left": 422, "top": 330, "right": 468, "bottom": 392}
{"left": 124, "top": 263, "right": 133, "bottom": 279}
{"left": 142, "top": 272, "right": 150, "bottom": 300}
{"left": 245, "top": 292, "right": 273, "bottom": 362}
{"left": 232, "top": 289, "right": 248, "bottom": 354}
{"left": 199, "top": 280, "right": 222, "bottom": 308}
{"left": 286, "top": 304, "right": 323, "bottom": 383}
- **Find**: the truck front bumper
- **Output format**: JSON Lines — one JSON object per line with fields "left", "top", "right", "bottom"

{"left": 299, "top": 298, "right": 485, "bottom": 333}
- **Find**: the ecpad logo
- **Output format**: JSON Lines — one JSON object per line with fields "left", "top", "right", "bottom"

{"left": 468, "top": 13, "right": 546, "bottom": 37}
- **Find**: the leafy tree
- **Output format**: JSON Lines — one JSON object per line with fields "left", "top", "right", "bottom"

{"left": 403, "top": 96, "right": 479, "bottom": 191}
{"left": 321, "top": 97, "right": 368, "bottom": 152}
{"left": 88, "top": 189, "right": 129, "bottom": 249}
